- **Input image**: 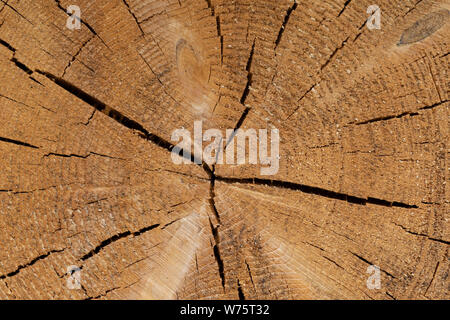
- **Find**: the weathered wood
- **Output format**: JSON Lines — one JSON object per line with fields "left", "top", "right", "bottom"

{"left": 0, "top": 0, "right": 448, "bottom": 299}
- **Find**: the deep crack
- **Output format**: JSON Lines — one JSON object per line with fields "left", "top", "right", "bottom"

{"left": 274, "top": 1, "right": 298, "bottom": 49}
{"left": 215, "top": 176, "right": 419, "bottom": 209}
{"left": 0, "top": 249, "right": 66, "bottom": 279}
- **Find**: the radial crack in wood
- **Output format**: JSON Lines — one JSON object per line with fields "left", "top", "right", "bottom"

{"left": 0, "top": 0, "right": 448, "bottom": 300}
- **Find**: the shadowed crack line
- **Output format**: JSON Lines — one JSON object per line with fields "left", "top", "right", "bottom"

{"left": 161, "top": 218, "right": 183, "bottom": 230}
{"left": 274, "top": 1, "right": 298, "bottom": 49}
{"left": 386, "top": 291, "right": 396, "bottom": 300}
{"left": 424, "top": 261, "right": 439, "bottom": 296}
{"left": 62, "top": 35, "right": 95, "bottom": 77}
{"left": 0, "top": 136, "right": 39, "bottom": 149}
{"left": 215, "top": 176, "right": 419, "bottom": 209}
{"left": 225, "top": 107, "right": 251, "bottom": 148}
{"left": 209, "top": 217, "right": 225, "bottom": 289}
{"left": 82, "top": 110, "right": 96, "bottom": 126}
{"left": 323, "top": 255, "right": 344, "bottom": 270}
{"left": 420, "top": 99, "right": 448, "bottom": 111}
{"left": 121, "top": 0, "right": 145, "bottom": 36}
{"left": 80, "top": 224, "right": 160, "bottom": 261}
{"left": 0, "top": 249, "right": 66, "bottom": 279}
{"left": 338, "top": 0, "right": 352, "bottom": 17}
{"left": 237, "top": 280, "right": 246, "bottom": 300}
{"left": 215, "top": 105, "right": 251, "bottom": 161}
{"left": 321, "top": 36, "right": 350, "bottom": 71}
{"left": 240, "top": 40, "right": 255, "bottom": 105}
{"left": 205, "top": 0, "right": 223, "bottom": 64}
{"left": 351, "top": 100, "right": 449, "bottom": 125}
{"left": 0, "top": 38, "right": 15, "bottom": 52}
{"left": 245, "top": 260, "right": 256, "bottom": 292}
{"left": 11, "top": 59, "right": 43, "bottom": 85}
{"left": 286, "top": 82, "right": 318, "bottom": 120}
{"left": 350, "top": 252, "right": 396, "bottom": 278}
{"left": 43, "top": 151, "right": 124, "bottom": 160}
{"left": 0, "top": 40, "right": 43, "bottom": 84}
{"left": 209, "top": 166, "right": 221, "bottom": 224}
{"left": 402, "top": 0, "right": 424, "bottom": 18}
{"left": 393, "top": 223, "right": 449, "bottom": 245}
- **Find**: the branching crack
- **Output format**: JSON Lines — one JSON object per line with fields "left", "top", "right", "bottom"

{"left": 82, "top": 110, "right": 96, "bottom": 126}
{"left": 0, "top": 38, "right": 16, "bottom": 52}
{"left": 420, "top": 99, "right": 448, "bottom": 111}
{"left": 304, "top": 241, "right": 325, "bottom": 251}
{"left": 10, "top": 58, "right": 43, "bottom": 85}
{"left": 161, "top": 218, "right": 183, "bottom": 230}
{"left": 62, "top": 35, "right": 95, "bottom": 77}
{"left": 338, "top": 0, "right": 352, "bottom": 17}
{"left": 3, "top": 3, "right": 442, "bottom": 301}
{"left": 0, "top": 39, "right": 43, "bottom": 85}
{"left": 0, "top": 0, "right": 7, "bottom": 15}
{"left": 54, "top": 0, "right": 109, "bottom": 49}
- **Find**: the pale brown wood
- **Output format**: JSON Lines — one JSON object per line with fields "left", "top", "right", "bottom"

{"left": 0, "top": 0, "right": 448, "bottom": 299}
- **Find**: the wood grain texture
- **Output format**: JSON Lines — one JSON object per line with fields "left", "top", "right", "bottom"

{"left": 0, "top": 0, "right": 448, "bottom": 299}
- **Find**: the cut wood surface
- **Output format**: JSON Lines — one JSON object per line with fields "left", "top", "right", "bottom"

{"left": 0, "top": 0, "right": 448, "bottom": 299}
